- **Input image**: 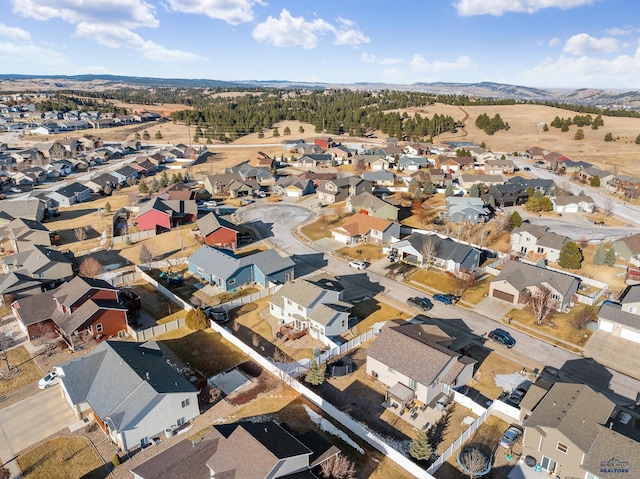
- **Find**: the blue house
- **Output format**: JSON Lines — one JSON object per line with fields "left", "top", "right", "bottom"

{"left": 188, "top": 246, "right": 295, "bottom": 291}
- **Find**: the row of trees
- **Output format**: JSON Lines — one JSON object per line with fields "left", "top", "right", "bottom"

{"left": 550, "top": 114, "right": 604, "bottom": 131}
{"left": 475, "top": 113, "right": 509, "bottom": 135}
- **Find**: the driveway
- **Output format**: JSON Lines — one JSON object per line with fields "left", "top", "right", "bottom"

{"left": 0, "top": 385, "right": 77, "bottom": 457}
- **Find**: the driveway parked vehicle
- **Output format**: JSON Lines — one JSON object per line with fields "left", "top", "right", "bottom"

{"left": 499, "top": 426, "right": 523, "bottom": 448}
{"left": 38, "top": 371, "right": 59, "bottom": 389}
{"left": 348, "top": 260, "right": 367, "bottom": 270}
{"left": 488, "top": 328, "right": 516, "bottom": 348}
{"left": 202, "top": 201, "right": 217, "bottom": 208}
{"left": 407, "top": 297, "right": 433, "bottom": 311}
{"left": 433, "top": 293, "right": 459, "bottom": 305}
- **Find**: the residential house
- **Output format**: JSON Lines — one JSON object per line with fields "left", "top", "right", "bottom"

{"left": 298, "top": 171, "right": 337, "bottom": 187}
{"left": 132, "top": 420, "right": 338, "bottom": 479}
{"left": 553, "top": 195, "right": 595, "bottom": 213}
{"left": 508, "top": 176, "right": 556, "bottom": 196}
{"left": 424, "top": 168, "right": 452, "bottom": 187}
{"left": 543, "top": 151, "right": 569, "bottom": 170}
{"left": 612, "top": 232, "right": 640, "bottom": 262}
{"left": 0, "top": 198, "right": 46, "bottom": 221}
{"left": 12, "top": 275, "right": 128, "bottom": 344}
{"left": 298, "top": 154, "right": 333, "bottom": 169}
{"left": 607, "top": 174, "right": 640, "bottom": 198}
{"left": 404, "top": 142, "right": 430, "bottom": 156}
{"left": 597, "top": 284, "right": 640, "bottom": 343}
{"left": 331, "top": 213, "right": 400, "bottom": 246}
{"left": 392, "top": 232, "right": 483, "bottom": 275}
{"left": 489, "top": 260, "right": 579, "bottom": 311}
{"left": 556, "top": 159, "right": 592, "bottom": 174}
{"left": 346, "top": 191, "right": 399, "bottom": 221}
{"left": 33, "top": 141, "right": 65, "bottom": 160}
{"left": 511, "top": 223, "right": 569, "bottom": 263}
{"left": 457, "top": 173, "right": 505, "bottom": 190}
{"left": 228, "top": 162, "right": 274, "bottom": 185}
{"left": 316, "top": 177, "right": 371, "bottom": 205}
{"left": 314, "top": 138, "right": 333, "bottom": 150}
{"left": 353, "top": 154, "right": 389, "bottom": 171}
{"left": 250, "top": 152, "right": 275, "bottom": 170}
{"left": 269, "top": 274, "right": 351, "bottom": 340}
{"left": 282, "top": 138, "right": 307, "bottom": 151}
{"left": 484, "top": 159, "right": 515, "bottom": 174}
{"left": 395, "top": 155, "right": 428, "bottom": 171}
{"left": 47, "top": 182, "right": 92, "bottom": 207}
{"left": 435, "top": 155, "right": 474, "bottom": 172}
{"left": 374, "top": 145, "right": 403, "bottom": 160}
{"left": 188, "top": 245, "right": 295, "bottom": 292}
{"left": 45, "top": 159, "right": 74, "bottom": 177}
{"left": 325, "top": 145, "right": 353, "bottom": 163}
{"left": 136, "top": 198, "right": 197, "bottom": 232}
{"left": 58, "top": 340, "right": 199, "bottom": 452}
{"left": 273, "top": 176, "right": 315, "bottom": 198}
{"left": 366, "top": 321, "right": 475, "bottom": 408}
{"left": 0, "top": 218, "right": 52, "bottom": 253}
{"left": 467, "top": 147, "right": 495, "bottom": 165}
{"left": 0, "top": 271, "right": 43, "bottom": 305}
{"left": 362, "top": 170, "right": 395, "bottom": 187}
{"left": 111, "top": 165, "right": 139, "bottom": 185}
{"left": 520, "top": 382, "right": 640, "bottom": 479}
{"left": 84, "top": 173, "right": 119, "bottom": 194}
{"left": 484, "top": 183, "right": 528, "bottom": 207}
{"left": 525, "top": 146, "right": 547, "bottom": 161}
{"left": 203, "top": 172, "right": 256, "bottom": 198}
{"left": 1, "top": 245, "right": 73, "bottom": 285}
{"left": 196, "top": 212, "right": 239, "bottom": 249}
{"left": 578, "top": 166, "right": 613, "bottom": 184}
{"left": 444, "top": 197, "right": 491, "bottom": 224}
{"left": 157, "top": 183, "right": 194, "bottom": 201}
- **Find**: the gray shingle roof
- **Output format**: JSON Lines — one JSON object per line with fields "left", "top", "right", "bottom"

{"left": 581, "top": 426, "right": 640, "bottom": 478}
{"left": 525, "top": 383, "right": 614, "bottom": 453}
{"left": 59, "top": 341, "right": 197, "bottom": 431}
{"left": 492, "top": 260, "right": 578, "bottom": 297}
{"left": 196, "top": 212, "right": 238, "bottom": 237}
{"left": 598, "top": 302, "right": 640, "bottom": 329}
{"left": 402, "top": 232, "right": 481, "bottom": 269}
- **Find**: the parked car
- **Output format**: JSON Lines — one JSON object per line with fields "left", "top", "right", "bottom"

{"left": 38, "top": 371, "right": 59, "bottom": 389}
{"left": 505, "top": 387, "right": 528, "bottom": 407}
{"left": 348, "top": 260, "right": 367, "bottom": 270}
{"left": 241, "top": 198, "right": 254, "bottom": 206}
{"left": 9, "top": 187, "right": 22, "bottom": 193}
{"left": 499, "top": 426, "right": 523, "bottom": 448}
{"left": 523, "top": 167, "right": 531, "bottom": 171}
{"left": 488, "top": 328, "right": 516, "bottom": 348}
{"left": 202, "top": 200, "right": 217, "bottom": 208}
{"left": 433, "top": 293, "right": 458, "bottom": 305}
{"left": 407, "top": 297, "right": 433, "bottom": 311}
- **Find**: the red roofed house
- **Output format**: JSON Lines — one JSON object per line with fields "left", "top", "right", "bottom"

{"left": 331, "top": 212, "right": 400, "bottom": 246}
{"left": 196, "top": 212, "right": 239, "bottom": 249}
{"left": 136, "top": 198, "right": 197, "bottom": 232}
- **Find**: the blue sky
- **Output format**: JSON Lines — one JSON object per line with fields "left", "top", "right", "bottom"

{"left": 0, "top": 0, "right": 638, "bottom": 89}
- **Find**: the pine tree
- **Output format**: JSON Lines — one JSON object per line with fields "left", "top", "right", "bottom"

{"left": 272, "top": 127, "right": 280, "bottom": 137}
{"left": 283, "top": 126, "right": 291, "bottom": 136}
{"left": 305, "top": 360, "right": 325, "bottom": 385}
{"left": 142, "top": 130, "right": 150, "bottom": 140}
{"left": 526, "top": 196, "right": 541, "bottom": 213}
{"left": 574, "top": 129, "right": 584, "bottom": 140}
{"left": 605, "top": 247, "right": 616, "bottom": 266}
{"left": 593, "top": 243, "right": 606, "bottom": 265}
{"left": 422, "top": 180, "right": 434, "bottom": 196}
{"left": 444, "top": 185, "right": 454, "bottom": 197}
{"left": 299, "top": 125, "right": 305, "bottom": 134}
{"left": 134, "top": 132, "right": 141, "bottom": 140}
{"left": 159, "top": 171, "right": 169, "bottom": 188}
{"left": 604, "top": 132, "right": 614, "bottom": 142}
{"left": 155, "top": 130, "right": 163, "bottom": 140}
{"left": 509, "top": 211, "right": 522, "bottom": 230}
{"left": 469, "top": 184, "right": 481, "bottom": 197}
{"left": 539, "top": 196, "right": 553, "bottom": 211}
{"left": 150, "top": 178, "right": 159, "bottom": 193}
{"left": 138, "top": 179, "right": 149, "bottom": 194}
{"left": 543, "top": 123, "right": 549, "bottom": 132}
{"left": 104, "top": 201, "right": 112, "bottom": 214}
{"left": 590, "top": 175, "right": 600, "bottom": 187}
{"left": 558, "top": 241, "right": 583, "bottom": 269}
{"left": 635, "top": 133, "right": 640, "bottom": 145}
{"left": 409, "top": 429, "right": 433, "bottom": 461}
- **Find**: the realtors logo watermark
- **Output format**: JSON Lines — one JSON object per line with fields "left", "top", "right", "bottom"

{"left": 600, "top": 457, "right": 629, "bottom": 474}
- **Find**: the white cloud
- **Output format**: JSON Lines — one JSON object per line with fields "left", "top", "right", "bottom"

{"left": 548, "top": 37, "right": 560, "bottom": 47}
{"left": 521, "top": 49, "right": 640, "bottom": 88}
{"left": 166, "top": 0, "right": 257, "bottom": 25}
{"left": 252, "top": 9, "right": 369, "bottom": 49}
{"left": 360, "top": 53, "right": 402, "bottom": 65}
{"left": 454, "top": 0, "right": 593, "bottom": 16}
{"left": 333, "top": 17, "right": 369, "bottom": 46}
{"left": 75, "top": 23, "right": 203, "bottom": 62}
{"left": 0, "top": 41, "right": 72, "bottom": 70}
{"left": 0, "top": 23, "right": 31, "bottom": 43}
{"left": 410, "top": 53, "right": 473, "bottom": 72}
{"left": 563, "top": 33, "right": 619, "bottom": 55}
{"left": 605, "top": 27, "right": 633, "bottom": 36}
{"left": 12, "top": 0, "right": 158, "bottom": 28}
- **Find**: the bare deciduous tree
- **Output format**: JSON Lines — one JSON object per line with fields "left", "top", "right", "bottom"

{"left": 454, "top": 274, "right": 476, "bottom": 298}
{"left": 603, "top": 199, "right": 615, "bottom": 219}
{"left": 572, "top": 305, "right": 597, "bottom": 330}
{"left": 74, "top": 226, "right": 88, "bottom": 241}
{"left": 30, "top": 322, "right": 58, "bottom": 349}
{"left": 528, "top": 286, "right": 558, "bottom": 325}
{"left": 138, "top": 243, "right": 154, "bottom": 264}
{"left": 319, "top": 454, "right": 357, "bottom": 479}
{"left": 459, "top": 448, "right": 489, "bottom": 479}
{"left": 333, "top": 203, "right": 345, "bottom": 219}
{"left": 422, "top": 239, "right": 438, "bottom": 270}
{"left": 128, "top": 191, "right": 139, "bottom": 206}
{"left": 79, "top": 257, "right": 103, "bottom": 278}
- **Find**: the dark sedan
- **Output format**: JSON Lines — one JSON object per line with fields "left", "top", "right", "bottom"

{"left": 407, "top": 297, "right": 433, "bottom": 311}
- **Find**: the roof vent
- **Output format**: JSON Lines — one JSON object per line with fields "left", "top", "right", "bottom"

{"left": 145, "top": 372, "right": 150, "bottom": 380}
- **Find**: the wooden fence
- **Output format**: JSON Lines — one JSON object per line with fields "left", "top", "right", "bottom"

{"left": 112, "top": 229, "right": 156, "bottom": 245}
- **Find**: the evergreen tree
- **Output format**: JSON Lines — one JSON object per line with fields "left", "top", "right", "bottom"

{"left": 299, "top": 125, "right": 305, "bottom": 134}
{"left": 574, "top": 129, "right": 584, "bottom": 140}
{"left": 590, "top": 175, "right": 600, "bottom": 187}
{"left": 525, "top": 186, "right": 535, "bottom": 198}
{"left": 409, "top": 429, "right": 433, "bottom": 461}
{"left": 543, "top": 123, "right": 549, "bottom": 132}
{"left": 283, "top": 126, "right": 291, "bottom": 136}
{"left": 605, "top": 247, "right": 616, "bottom": 266}
{"left": 593, "top": 243, "right": 606, "bottom": 265}
{"left": 150, "top": 177, "right": 159, "bottom": 193}
{"left": 272, "top": 127, "right": 280, "bottom": 137}
{"left": 444, "top": 185, "right": 454, "bottom": 197}
{"left": 104, "top": 201, "right": 112, "bottom": 214}
{"left": 134, "top": 132, "right": 141, "bottom": 140}
{"left": 525, "top": 196, "right": 541, "bottom": 213}
{"left": 258, "top": 131, "right": 264, "bottom": 139}
{"left": 550, "top": 116, "right": 562, "bottom": 128}
{"left": 142, "top": 130, "right": 150, "bottom": 140}
{"left": 182, "top": 170, "right": 191, "bottom": 183}
{"left": 558, "top": 241, "right": 583, "bottom": 269}
{"left": 305, "top": 360, "right": 325, "bottom": 385}
{"left": 422, "top": 180, "right": 434, "bottom": 196}
{"left": 635, "top": 133, "right": 640, "bottom": 145}
{"left": 138, "top": 179, "right": 149, "bottom": 194}
{"left": 171, "top": 173, "right": 179, "bottom": 184}
{"left": 155, "top": 130, "right": 163, "bottom": 140}
{"left": 604, "top": 132, "right": 614, "bottom": 142}
{"left": 159, "top": 170, "right": 169, "bottom": 188}
{"left": 539, "top": 196, "right": 553, "bottom": 211}
{"left": 509, "top": 211, "right": 523, "bottom": 229}
{"left": 469, "top": 183, "right": 481, "bottom": 197}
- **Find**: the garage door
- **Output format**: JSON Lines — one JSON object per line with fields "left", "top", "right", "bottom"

{"left": 620, "top": 328, "right": 640, "bottom": 344}
{"left": 492, "top": 289, "right": 515, "bottom": 303}
{"left": 599, "top": 320, "right": 614, "bottom": 333}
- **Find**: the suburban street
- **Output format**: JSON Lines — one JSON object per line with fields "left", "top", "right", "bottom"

{"left": 238, "top": 202, "right": 640, "bottom": 404}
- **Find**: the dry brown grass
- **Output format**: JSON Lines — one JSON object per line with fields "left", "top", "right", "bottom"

{"left": 461, "top": 279, "right": 491, "bottom": 305}
{"left": 17, "top": 436, "right": 104, "bottom": 479}
{"left": 0, "top": 346, "right": 43, "bottom": 396}
{"left": 349, "top": 299, "right": 408, "bottom": 336}
{"left": 466, "top": 347, "right": 525, "bottom": 399}
{"left": 336, "top": 243, "right": 384, "bottom": 262}
{"left": 299, "top": 214, "right": 344, "bottom": 242}
{"left": 408, "top": 269, "right": 459, "bottom": 293}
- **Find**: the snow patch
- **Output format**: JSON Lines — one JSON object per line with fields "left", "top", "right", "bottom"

{"left": 303, "top": 405, "right": 365, "bottom": 454}
{"left": 494, "top": 372, "right": 528, "bottom": 392}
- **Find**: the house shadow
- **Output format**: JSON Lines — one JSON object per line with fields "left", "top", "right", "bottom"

{"left": 242, "top": 219, "right": 274, "bottom": 240}
{"left": 292, "top": 253, "right": 327, "bottom": 277}
{"left": 46, "top": 208, "right": 96, "bottom": 222}
{"left": 80, "top": 462, "right": 113, "bottom": 479}
{"left": 337, "top": 273, "right": 385, "bottom": 302}
{"left": 557, "top": 357, "right": 623, "bottom": 402}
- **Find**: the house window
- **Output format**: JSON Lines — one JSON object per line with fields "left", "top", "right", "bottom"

{"left": 541, "top": 456, "right": 557, "bottom": 473}
{"left": 228, "top": 278, "right": 235, "bottom": 285}
{"left": 181, "top": 398, "right": 190, "bottom": 408}
{"left": 95, "top": 323, "right": 103, "bottom": 334}
{"left": 630, "top": 306, "right": 637, "bottom": 314}
{"left": 556, "top": 442, "right": 568, "bottom": 454}
{"left": 371, "top": 371, "right": 378, "bottom": 378}
{"left": 537, "top": 247, "right": 544, "bottom": 254}
{"left": 297, "top": 305, "right": 303, "bottom": 311}
{"left": 526, "top": 237, "right": 530, "bottom": 242}
{"left": 177, "top": 417, "right": 185, "bottom": 426}
{"left": 286, "top": 299, "right": 292, "bottom": 306}
{"left": 408, "top": 378, "right": 417, "bottom": 390}
{"left": 551, "top": 293, "right": 560, "bottom": 301}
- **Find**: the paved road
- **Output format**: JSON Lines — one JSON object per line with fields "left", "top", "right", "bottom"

{"left": 241, "top": 203, "right": 640, "bottom": 404}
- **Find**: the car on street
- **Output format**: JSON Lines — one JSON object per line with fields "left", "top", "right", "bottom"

{"left": 433, "top": 293, "right": 458, "bottom": 305}
{"left": 407, "top": 297, "right": 433, "bottom": 311}
{"left": 523, "top": 167, "right": 531, "bottom": 171}
{"left": 38, "top": 371, "right": 60, "bottom": 389}
{"left": 499, "top": 426, "right": 523, "bottom": 448}
{"left": 488, "top": 328, "right": 516, "bottom": 348}
{"left": 348, "top": 260, "right": 367, "bottom": 270}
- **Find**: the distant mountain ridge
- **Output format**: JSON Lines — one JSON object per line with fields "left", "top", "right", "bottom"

{"left": 1, "top": 74, "right": 639, "bottom": 109}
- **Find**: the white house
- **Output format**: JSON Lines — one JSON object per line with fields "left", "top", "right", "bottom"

{"left": 552, "top": 195, "right": 595, "bottom": 213}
